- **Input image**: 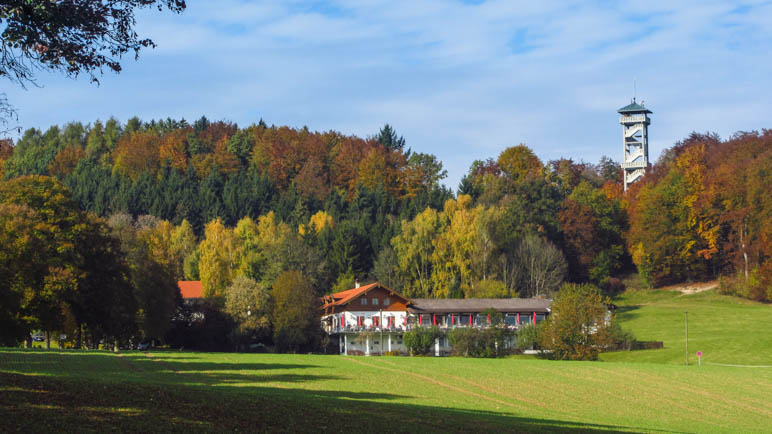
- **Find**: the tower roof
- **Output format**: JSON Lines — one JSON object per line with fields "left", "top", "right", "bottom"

{"left": 618, "top": 100, "right": 652, "bottom": 114}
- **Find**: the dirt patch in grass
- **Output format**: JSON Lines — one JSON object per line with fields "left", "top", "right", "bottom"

{"left": 659, "top": 280, "right": 718, "bottom": 295}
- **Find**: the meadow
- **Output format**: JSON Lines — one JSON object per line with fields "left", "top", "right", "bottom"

{"left": 601, "top": 288, "right": 772, "bottom": 365}
{"left": 2, "top": 288, "right": 771, "bottom": 433}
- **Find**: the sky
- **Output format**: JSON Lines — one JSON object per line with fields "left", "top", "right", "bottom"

{"left": 4, "top": 0, "right": 772, "bottom": 189}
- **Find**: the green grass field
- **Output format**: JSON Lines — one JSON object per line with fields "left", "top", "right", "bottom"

{"left": 602, "top": 288, "right": 772, "bottom": 365}
{"left": 1, "top": 288, "right": 771, "bottom": 433}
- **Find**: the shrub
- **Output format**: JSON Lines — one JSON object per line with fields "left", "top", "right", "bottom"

{"left": 602, "top": 322, "right": 637, "bottom": 351}
{"left": 448, "top": 327, "right": 512, "bottom": 358}
{"left": 516, "top": 324, "right": 539, "bottom": 350}
{"left": 537, "top": 283, "right": 613, "bottom": 361}
{"left": 448, "top": 328, "right": 475, "bottom": 356}
{"left": 720, "top": 271, "right": 772, "bottom": 303}
{"left": 403, "top": 326, "right": 441, "bottom": 356}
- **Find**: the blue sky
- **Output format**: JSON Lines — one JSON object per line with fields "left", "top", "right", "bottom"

{"left": 5, "top": 0, "right": 772, "bottom": 189}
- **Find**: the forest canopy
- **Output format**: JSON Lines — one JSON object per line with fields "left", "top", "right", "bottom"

{"left": 2, "top": 117, "right": 771, "bottom": 349}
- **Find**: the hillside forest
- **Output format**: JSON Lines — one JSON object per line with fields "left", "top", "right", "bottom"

{"left": 1, "top": 117, "right": 770, "bottom": 349}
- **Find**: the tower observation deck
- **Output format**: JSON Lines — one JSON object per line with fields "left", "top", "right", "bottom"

{"left": 618, "top": 99, "right": 651, "bottom": 191}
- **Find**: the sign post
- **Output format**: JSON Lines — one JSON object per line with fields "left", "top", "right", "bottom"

{"left": 697, "top": 351, "right": 702, "bottom": 366}
{"left": 685, "top": 311, "right": 689, "bottom": 366}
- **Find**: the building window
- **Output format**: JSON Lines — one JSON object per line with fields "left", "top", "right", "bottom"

{"left": 361, "top": 298, "right": 367, "bottom": 305}
{"left": 372, "top": 298, "right": 379, "bottom": 305}
{"left": 384, "top": 297, "right": 390, "bottom": 306}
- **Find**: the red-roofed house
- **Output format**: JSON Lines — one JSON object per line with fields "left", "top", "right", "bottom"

{"left": 321, "top": 282, "right": 411, "bottom": 356}
{"left": 321, "top": 282, "right": 553, "bottom": 356}
{"left": 178, "top": 281, "right": 203, "bottom": 300}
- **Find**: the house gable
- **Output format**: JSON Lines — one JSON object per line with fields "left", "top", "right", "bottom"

{"left": 321, "top": 282, "right": 410, "bottom": 315}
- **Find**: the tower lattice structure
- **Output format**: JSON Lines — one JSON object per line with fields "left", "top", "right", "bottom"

{"left": 618, "top": 98, "right": 652, "bottom": 191}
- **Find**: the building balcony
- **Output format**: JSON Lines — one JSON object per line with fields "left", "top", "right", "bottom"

{"left": 621, "top": 160, "right": 648, "bottom": 169}
{"left": 619, "top": 115, "right": 649, "bottom": 124}
{"left": 325, "top": 322, "right": 542, "bottom": 334}
{"left": 326, "top": 325, "right": 408, "bottom": 334}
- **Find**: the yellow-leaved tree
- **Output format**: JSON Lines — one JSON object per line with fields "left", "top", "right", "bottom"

{"left": 391, "top": 207, "right": 445, "bottom": 298}
{"left": 199, "top": 218, "right": 239, "bottom": 299}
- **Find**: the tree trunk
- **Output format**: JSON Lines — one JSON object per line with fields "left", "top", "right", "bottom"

{"left": 741, "top": 220, "right": 749, "bottom": 283}
{"left": 76, "top": 325, "right": 82, "bottom": 349}
{"left": 45, "top": 331, "right": 50, "bottom": 350}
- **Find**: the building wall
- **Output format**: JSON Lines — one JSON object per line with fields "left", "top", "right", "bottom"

{"left": 340, "top": 333, "right": 516, "bottom": 356}
{"left": 340, "top": 332, "right": 408, "bottom": 355}
{"left": 324, "top": 310, "right": 409, "bottom": 331}
{"left": 342, "top": 287, "right": 409, "bottom": 312}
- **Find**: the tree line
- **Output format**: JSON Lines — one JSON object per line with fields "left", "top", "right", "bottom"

{"left": 1, "top": 118, "right": 770, "bottom": 349}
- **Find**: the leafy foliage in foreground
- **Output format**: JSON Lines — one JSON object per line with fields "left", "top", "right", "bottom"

{"left": 537, "top": 283, "right": 620, "bottom": 360}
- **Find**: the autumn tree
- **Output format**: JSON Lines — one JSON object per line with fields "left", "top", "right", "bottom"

{"left": 0, "top": 176, "right": 134, "bottom": 347}
{"left": 402, "top": 152, "right": 447, "bottom": 198}
{"left": 497, "top": 144, "right": 543, "bottom": 185}
{"left": 225, "top": 276, "right": 272, "bottom": 349}
{"left": 0, "top": 202, "right": 47, "bottom": 344}
{"left": 626, "top": 143, "right": 712, "bottom": 287}
{"left": 392, "top": 207, "right": 444, "bottom": 297}
{"left": 272, "top": 270, "right": 321, "bottom": 353}
{"left": 112, "top": 131, "right": 161, "bottom": 180}
{"left": 107, "top": 213, "right": 178, "bottom": 343}
{"left": 198, "top": 218, "right": 239, "bottom": 299}
{"left": 48, "top": 145, "right": 86, "bottom": 178}
{"left": 158, "top": 127, "right": 190, "bottom": 171}
{"left": 431, "top": 195, "right": 478, "bottom": 298}
{"left": 299, "top": 210, "right": 334, "bottom": 236}
{"left": 538, "top": 283, "right": 615, "bottom": 361}
{"left": 559, "top": 181, "right": 626, "bottom": 283}
{"left": 0, "top": 176, "right": 82, "bottom": 345}
{"left": 465, "top": 279, "right": 509, "bottom": 298}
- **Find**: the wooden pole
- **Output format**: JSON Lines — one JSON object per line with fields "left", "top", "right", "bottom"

{"left": 685, "top": 311, "right": 689, "bottom": 366}
{"left": 380, "top": 310, "right": 383, "bottom": 355}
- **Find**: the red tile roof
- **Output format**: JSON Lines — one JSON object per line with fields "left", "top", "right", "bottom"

{"left": 178, "top": 281, "right": 203, "bottom": 299}
{"left": 321, "top": 282, "right": 384, "bottom": 309}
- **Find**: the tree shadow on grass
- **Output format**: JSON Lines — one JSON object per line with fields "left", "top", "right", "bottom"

{"left": 162, "top": 371, "right": 346, "bottom": 386}
{"left": 0, "top": 371, "right": 668, "bottom": 433}
{"left": 614, "top": 304, "right": 642, "bottom": 321}
{"left": 0, "top": 349, "right": 322, "bottom": 375}
{"left": 127, "top": 358, "right": 322, "bottom": 373}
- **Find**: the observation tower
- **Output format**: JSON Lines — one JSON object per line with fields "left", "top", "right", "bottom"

{"left": 618, "top": 98, "right": 652, "bottom": 191}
